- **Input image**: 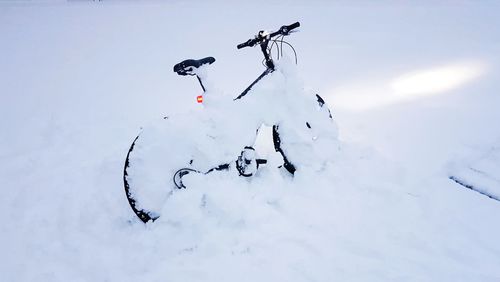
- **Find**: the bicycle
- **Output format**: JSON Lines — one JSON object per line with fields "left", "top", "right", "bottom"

{"left": 123, "top": 22, "right": 339, "bottom": 223}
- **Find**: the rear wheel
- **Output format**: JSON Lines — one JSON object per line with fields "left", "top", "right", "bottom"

{"left": 123, "top": 135, "right": 158, "bottom": 223}
{"left": 123, "top": 126, "right": 195, "bottom": 223}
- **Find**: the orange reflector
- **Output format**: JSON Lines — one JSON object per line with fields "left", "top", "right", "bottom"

{"left": 197, "top": 95, "right": 203, "bottom": 103}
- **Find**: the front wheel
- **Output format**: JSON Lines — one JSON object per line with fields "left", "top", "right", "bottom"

{"left": 272, "top": 94, "right": 338, "bottom": 174}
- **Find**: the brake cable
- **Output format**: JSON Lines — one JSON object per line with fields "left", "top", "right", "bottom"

{"left": 278, "top": 39, "right": 298, "bottom": 64}
{"left": 267, "top": 37, "right": 298, "bottom": 65}
{"left": 259, "top": 31, "right": 299, "bottom": 67}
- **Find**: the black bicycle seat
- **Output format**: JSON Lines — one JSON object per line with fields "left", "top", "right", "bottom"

{"left": 174, "top": 56, "right": 216, "bottom": 76}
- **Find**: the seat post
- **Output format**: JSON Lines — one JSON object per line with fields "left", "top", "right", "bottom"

{"left": 196, "top": 75, "right": 206, "bottom": 92}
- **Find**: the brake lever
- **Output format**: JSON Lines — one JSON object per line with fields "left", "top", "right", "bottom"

{"left": 280, "top": 27, "right": 299, "bottom": 36}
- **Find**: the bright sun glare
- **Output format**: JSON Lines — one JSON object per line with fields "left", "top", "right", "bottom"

{"left": 330, "top": 61, "right": 487, "bottom": 111}
{"left": 391, "top": 62, "right": 485, "bottom": 98}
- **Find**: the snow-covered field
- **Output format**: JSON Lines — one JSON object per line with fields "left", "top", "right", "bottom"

{"left": 1, "top": 1, "right": 500, "bottom": 281}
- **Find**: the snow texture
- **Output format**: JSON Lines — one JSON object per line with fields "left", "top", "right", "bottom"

{"left": 449, "top": 143, "right": 500, "bottom": 201}
{"left": 127, "top": 58, "right": 339, "bottom": 217}
{"left": 1, "top": 1, "right": 500, "bottom": 282}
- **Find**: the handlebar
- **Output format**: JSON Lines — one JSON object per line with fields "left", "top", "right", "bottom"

{"left": 237, "top": 22, "right": 300, "bottom": 49}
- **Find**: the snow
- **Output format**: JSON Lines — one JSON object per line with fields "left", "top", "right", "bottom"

{"left": 1, "top": 1, "right": 500, "bottom": 281}
{"left": 449, "top": 143, "right": 500, "bottom": 200}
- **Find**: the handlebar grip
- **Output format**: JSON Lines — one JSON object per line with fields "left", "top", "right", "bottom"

{"left": 287, "top": 22, "right": 300, "bottom": 31}
{"left": 280, "top": 22, "right": 300, "bottom": 35}
{"left": 237, "top": 39, "right": 253, "bottom": 49}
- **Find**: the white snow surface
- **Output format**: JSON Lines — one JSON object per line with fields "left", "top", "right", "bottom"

{"left": 449, "top": 143, "right": 500, "bottom": 200}
{"left": 1, "top": 1, "right": 500, "bottom": 281}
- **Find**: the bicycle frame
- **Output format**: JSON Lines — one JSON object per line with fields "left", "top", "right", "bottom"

{"left": 123, "top": 22, "right": 340, "bottom": 223}
{"left": 193, "top": 32, "right": 280, "bottom": 101}
{"left": 234, "top": 38, "right": 275, "bottom": 100}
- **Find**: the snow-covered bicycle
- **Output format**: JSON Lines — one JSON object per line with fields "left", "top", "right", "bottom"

{"left": 123, "top": 22, "right": 339, "bottom": 223}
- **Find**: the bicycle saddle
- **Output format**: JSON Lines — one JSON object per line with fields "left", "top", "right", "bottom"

{"left": 174, "top": 56, "right": 216, "bottom": 76}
